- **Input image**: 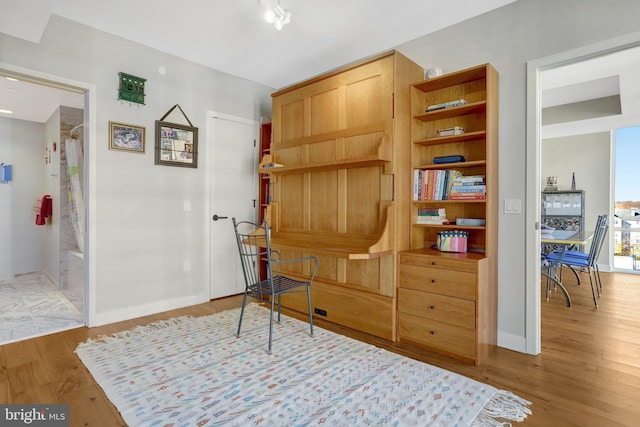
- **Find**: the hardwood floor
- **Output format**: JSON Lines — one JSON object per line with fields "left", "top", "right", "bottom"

{"left": 1, "top": 271, "right": 639, "bottom": 426}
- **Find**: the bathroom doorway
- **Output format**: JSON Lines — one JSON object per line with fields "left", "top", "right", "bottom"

{"left": 0, "top": 69, "right": 89, "bottom": 344}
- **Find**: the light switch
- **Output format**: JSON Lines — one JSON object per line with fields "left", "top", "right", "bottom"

{"left": 504, "top": 198, "right": 521, "bottom": 214}
{"left": 183, "top": 200, "right": 191, "bottom": 211}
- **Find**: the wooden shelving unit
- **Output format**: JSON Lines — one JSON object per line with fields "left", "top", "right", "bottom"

{"left": 398, "top": 64, "right": 499, "bottom": 365}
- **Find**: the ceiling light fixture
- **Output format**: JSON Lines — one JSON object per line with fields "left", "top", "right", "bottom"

{"left": 261, "top": 0, "right": 291, "bottom": 31}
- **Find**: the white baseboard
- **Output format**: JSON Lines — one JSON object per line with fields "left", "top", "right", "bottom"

{"left": 497, "top": 330, "right": 527, "bottom": 354}
{"left": 94, "top": 293, "right": 209, "bottom": 327}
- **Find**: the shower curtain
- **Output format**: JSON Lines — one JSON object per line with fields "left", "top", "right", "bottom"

{"left": 65, "top": 138, "right": 85, "bottom": 253}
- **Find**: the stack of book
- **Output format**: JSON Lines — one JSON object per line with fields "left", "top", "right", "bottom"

{"left": 413, "top": 169, "right": 463, "bottom": 201}
{"left": 417, "top": 208, "right": 448, "bottom": 224}
{"left": 449, "top": 175, "right": 486, "bottom": 200}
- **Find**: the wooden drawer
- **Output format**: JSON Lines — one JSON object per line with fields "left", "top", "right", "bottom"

{"left": 399, "top": 263, "right": 476, "bottom": 300}
{"left": 398, "top": 288, "right": 475, "bottom": 329}
{"left": 400, "top": 253, "right": 477, "bottom": 273}
{"left": 398, "top": 312, "right": 475, "bottom": 359}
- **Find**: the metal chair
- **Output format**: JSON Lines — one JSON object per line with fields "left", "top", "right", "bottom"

{"left": 549, "top": 214, "right": 607, "bottom": 287}
{"left": 232, "top": 218, "right": 318, "bottom": 354}
{"left": 545, "top": 215, "right": 609, "bottom": 308}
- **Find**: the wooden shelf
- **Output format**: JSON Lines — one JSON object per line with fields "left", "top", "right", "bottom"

{"left": 259, "top": 156, "right": 389, "bottom": 175}
{"left": 414, "top": 101, "right": 486, "bottom": 122}
{"left": 260, "top": 206, "right": 394, "bottom": 260}
{"left": 413, "top": 199, "right": 486, "bottom": 204}
{"left": 260, "top": 125, "right": 392, "bottom": 174}
{"left": 414, "top": 130, "right": 486, "bottom": 147}
{"left": 415, "top": 160, "right": 486, "bottom": 170}
{"left": 413, "top": 223, "right": 486, "bottom": 230}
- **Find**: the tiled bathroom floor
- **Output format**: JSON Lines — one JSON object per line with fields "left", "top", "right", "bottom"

{"left": 0, "top": 272, "right": 83, "bottom": 345}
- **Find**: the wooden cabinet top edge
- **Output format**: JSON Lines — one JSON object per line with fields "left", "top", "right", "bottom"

{"left": 271, "top": 50, "right": 416, "bottom": 97}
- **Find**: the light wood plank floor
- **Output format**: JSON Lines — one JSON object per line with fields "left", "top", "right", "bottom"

{"left": 1, "top": 270, "right": 639, "bottom": 426}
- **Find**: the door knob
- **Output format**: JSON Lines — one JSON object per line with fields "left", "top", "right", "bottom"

{"left": 212, "top": 214, "right": 228, "bottom": 221}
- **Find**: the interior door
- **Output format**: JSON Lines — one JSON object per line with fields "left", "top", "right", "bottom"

{"left": 209, "top": 114, "right": 258, "bottom": 299}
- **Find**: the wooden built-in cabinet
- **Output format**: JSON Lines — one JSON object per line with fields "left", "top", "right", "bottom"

{"left": 262, "top": 51, "right": 422, "bottom": 340}
{"left": 398, "top": 64, "right": 499, "bottom": 365}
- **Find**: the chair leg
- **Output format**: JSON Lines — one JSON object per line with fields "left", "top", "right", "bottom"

{"left": 236, "top": 291, "right": 250, "bottom": 337}
{"left": 268, "top": 297, "right": 275, "bottom": 355}
{"left": 306, "top": 285, "right": 314, "bottom": 337}
{"left": 594, "top": 265, "right": 603, "bottom": 296}
{"left": 587, "top": 269, "right": 598, "bottom": 309}
{"left": 565, "top": 265, "right": 581, "bottom": 286}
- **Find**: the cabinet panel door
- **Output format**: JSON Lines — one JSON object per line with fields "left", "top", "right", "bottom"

{"left": 398, "top": 313, "right": 476, "bottom": 358}
{"left": 398, "top": 288, "right": 475, "bottom": 329}
{"left": 399, "top": 264, "right": 476, "bottom": 300}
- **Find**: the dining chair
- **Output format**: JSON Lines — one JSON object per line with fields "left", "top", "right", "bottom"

{"left": 232, "top": 218, "right": 318, "bottom": 354}
{"left": 554, "top": 214, "right": 609, "bottom": 294}
{"left": 545, "top": 215, "right": 608, "bottom": 308}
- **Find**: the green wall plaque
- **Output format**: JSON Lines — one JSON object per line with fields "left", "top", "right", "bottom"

{"left": 118, "top": 72, "right": 146, "bottom": 104}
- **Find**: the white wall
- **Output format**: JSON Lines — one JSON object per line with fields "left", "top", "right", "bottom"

{"left": 0, "top": 15, "right": 273, "bottom": 324}
{"left": 397, "top": 0, "right": 640, "bottom": 351}
{"left": 42, "top": 108, "right": 61, "bottom": 285}
{"left": 542, "top": 132, "right": 612, "bottom": 266}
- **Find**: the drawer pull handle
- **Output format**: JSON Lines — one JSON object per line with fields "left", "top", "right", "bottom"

{"left": 431, "top": 279, "right": 436, "bottom": 284}
{"left": 430, "top": 331, "right": 436, "bottom": 335}
{"left": 431, "top": 261, "right": 436, "bottom": 266}
{"left": 430, "top": 305, "right": 436, "bottom": 310}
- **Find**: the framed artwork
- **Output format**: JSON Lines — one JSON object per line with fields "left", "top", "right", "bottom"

{"left": 109, "top": 121, "right": 146, "bottom": 153}
{"left": 155, "top": 121, "right": 198, "bottom": 168}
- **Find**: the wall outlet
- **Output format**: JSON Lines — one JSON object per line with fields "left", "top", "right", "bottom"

{"left": 314, "top": 308, "right": 327, "bottom": 316}
{"left": 183, "top": 260, "right": 190, "bottom": 272}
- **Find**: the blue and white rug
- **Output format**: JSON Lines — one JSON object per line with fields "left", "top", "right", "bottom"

{"left": 76, "top": 303, "right": 531, "bottom": 426}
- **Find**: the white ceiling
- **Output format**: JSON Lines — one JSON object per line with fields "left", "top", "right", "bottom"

{"left": 2, "top": 0, "right": 640, "bottom": 129}
{"left": 0, "top": 0, "right": 517, "bottom": 123}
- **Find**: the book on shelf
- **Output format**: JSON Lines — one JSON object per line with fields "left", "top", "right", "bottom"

{"left": 417, "top": 207, "right": 448, "bottom": 224}
{"left": 450, "top": 185, "right": 486, "bottom": 193}
{"left": 414, "top": 171, "right": 488, "bottom": 200}
{"left": 452, "top": 175, "right": 485, "bottom": 185}
{"left": 449, "top": 193, "right": 486, "bottom": 200}
{"left": 426, "top": 99, "right": 468, "bottom": 111}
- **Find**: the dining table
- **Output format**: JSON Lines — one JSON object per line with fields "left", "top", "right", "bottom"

{"left": 541, "top": 228, "right": 593, "bottom": 307}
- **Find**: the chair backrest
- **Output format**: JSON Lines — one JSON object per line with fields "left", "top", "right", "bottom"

{"left": 592, "top": 214, "right": 609, "bottom": 264}
{"left": 232, "top": 218, "right": 268, "bottom": 295}
{"left": 587, "top": 214, "right": 608, "bottom": 265}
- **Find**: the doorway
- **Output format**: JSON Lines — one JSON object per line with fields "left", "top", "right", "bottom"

{"left": 526, "top": 33, "right": 640, "bottom": 355}
{"left": 206, "top": 112, "right": 259, "bottom": 300}
{"left": 0, "top": 65, "right": 94, "bottom": 340}
{"left": 613, "top": 125, "right": 640, "bottom": 272}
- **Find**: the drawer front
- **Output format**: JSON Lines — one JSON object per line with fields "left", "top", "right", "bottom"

{"left": 399, "top": 264, "right": 476, "bottom": 300}
{"left": 398, "top": 312, "right": 476, "bottom": 359}
{"left": 400, "top": 253, "right": 476, "bottom": 273}
{"left": 398, "top": 288, "right": 475, "bottom": 329}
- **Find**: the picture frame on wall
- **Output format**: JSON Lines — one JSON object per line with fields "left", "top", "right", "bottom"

{"left": 154, "top": 121, "right": 198, "bottom": 168}
{"left": 109, "top": 121, "right": 146, "bottom": 153}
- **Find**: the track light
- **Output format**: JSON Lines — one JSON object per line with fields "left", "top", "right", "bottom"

{"left": 261, "top": 0, "right": 291, "bottom": 31}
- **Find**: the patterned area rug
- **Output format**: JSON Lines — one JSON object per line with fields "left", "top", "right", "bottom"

{"left": 76, "top": 303, "right": 531, "bottom": 426}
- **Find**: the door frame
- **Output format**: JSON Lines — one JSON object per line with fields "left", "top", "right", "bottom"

{"left": 204, "top": 111, "right": 259, "bottom": 300}
{"left": 524, "top": 31, "right": 640, "bottom": 355}
{"left": 0, "top": 61, "right": 96, "bottom": 326}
